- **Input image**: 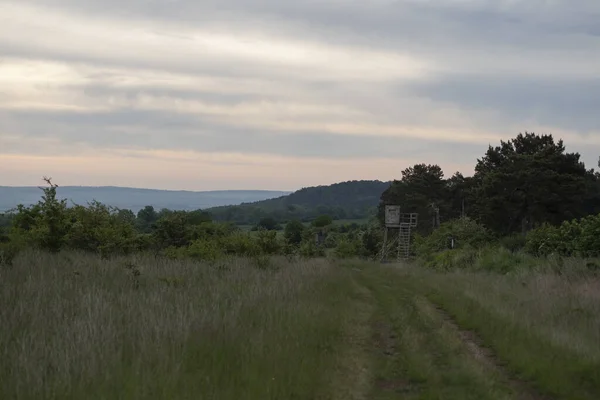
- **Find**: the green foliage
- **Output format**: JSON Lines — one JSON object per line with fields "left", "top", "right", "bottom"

{"left": 499, "top": 233, "right": 527, "bottom": 253}
{"left": 11, "top": 178, "right": 71, "bottom": 253}
{"left": 333, "top": 237, "right": 361, "bottom": 259}
{"left": 254, "top": 228, "right": 281, "bottom": 254}
{"left": 379, "top": 132, "right": 600, "bottom": 238}
{"left": 414, "top": 217, "right": 491, "bottom": 257}
{"left": 524, "top": 223, "right": 564, "bottom": 256}
{"left": 66, "top": 201, "right": 138, "bottom": 257}
{"left": 207, "top": 180, "right": 389, "bottom": 225}
{"left": 136, "top": 205, "right": 158, "bottom": 233}
{"left": 298, "top": 239, "right": 325, "bottom": 258}
{"left": 472, "top": 132, "right": 590, "bottom": 235}
{"left": 255, "top": 216, "right": 280, "bottom": 231}
{"left": 359, "top": 224, "right": 383, "bottom": 259}
{"left": 424, "top": 246, "right": 538, "bottom": 273}
{"left": 312, "top": 214, "right": 333, "bottom": 228}
{"left": 152, "top": 211, "right": 193, "bottom": 249}
{"left": 525, "top": 213, "right": 600, "bottom": 258}
{"left": 0, "top": 237, "right": 24, "bottom": 267}
{"left": 284, "top": 219, "right": 305, "bottom": 245}
{"left": 379, "top": 164, "right": 451, "bottom": 236}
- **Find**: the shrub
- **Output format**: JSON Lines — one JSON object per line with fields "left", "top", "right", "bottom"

{"left": 524, "top": 223, "right": 564, "bottom": 256}
{"left": 499, "top": 234, "right": 527, "bottom": 253}
{"left": 284, "top": 220, "right": 305, "bottom": 246}
{"left": 415, "top": 217, "right": 491, "bottom": 257}
{"left": 312, "top": 215, "right": 333, "bottom": 228}
{"left": 254, "top": 229, "right": 281, "bottom": 255}
{"left": 333, "top": 238, "right": 360, "bottom": 259}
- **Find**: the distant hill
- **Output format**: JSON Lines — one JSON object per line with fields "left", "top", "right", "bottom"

{"left": 207, "top": 180, "right": 392, "bottom": 224}
{"left": 0, "top": 186, "right": 290, "bottom": 213}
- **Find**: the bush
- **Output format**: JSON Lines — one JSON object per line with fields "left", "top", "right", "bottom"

{"left": 66, "top": 201, "right": 138, "bottom": 256}
{"left": 415, "top": 217, "right": 491, "bottom": 257}
{"left": 524, "top": 223, "right": 564, "bottom": 256}
{"left": 312, "top": 215, "right": 333, "bottom": 228}
{"left": 284, "top": 220, "right": 305, "bottom": 246}
{"left": 254, "top": 229, "right": 281, "bottom": 255}
{"left": 524, "top": 214, "right": 600, "bottom": 258}
{"left": 424, "top": 246, "right": 538, "bottom": 273}
{"left": 499, "top": 234, "right": 527, "bottom": 253}
{"left": 333, "top": 238, "right": 360, "bottom": 259}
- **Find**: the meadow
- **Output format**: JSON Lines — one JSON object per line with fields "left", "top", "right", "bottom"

{"left": 2, "top": 250, "right": 599, "bottom": 399}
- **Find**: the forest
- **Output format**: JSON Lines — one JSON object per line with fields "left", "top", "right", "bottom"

{"left": 205, "top": 179, "right": 390, "bottom": 224}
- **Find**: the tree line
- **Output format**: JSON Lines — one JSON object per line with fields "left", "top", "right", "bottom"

{"left": 2, "top": 131, "right": 600, "bottom": 271}
{"left": 379, "top": 132, "right": 600, "bottom": 237}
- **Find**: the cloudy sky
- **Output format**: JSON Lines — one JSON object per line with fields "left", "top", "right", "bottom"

{"left": 1, "top": 0, "right": 599, "bottom": 191}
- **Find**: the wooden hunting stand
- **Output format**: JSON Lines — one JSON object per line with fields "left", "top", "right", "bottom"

{"left": 380, "top": 205, "right": 418, "bottom": 262}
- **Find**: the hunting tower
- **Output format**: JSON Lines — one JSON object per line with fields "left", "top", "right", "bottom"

{"left": 380, "top": 205, "right": 418, "bottom": 262}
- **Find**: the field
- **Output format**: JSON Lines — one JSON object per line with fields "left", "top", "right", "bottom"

{"left": 2, "top": 252, "right": 599, "bottom": 399}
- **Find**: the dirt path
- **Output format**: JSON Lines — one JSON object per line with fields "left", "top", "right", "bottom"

{"left": 428, "top": 301, "right": 552, "bottom": 400}
{"left": 352, "top": 265, "right": 552, "bottom": 400}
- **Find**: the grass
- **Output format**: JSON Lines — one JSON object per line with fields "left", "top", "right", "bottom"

{"left": 419, "top": 267, "right": 600, "bottom": 399}
{"left": 0, "top": 251, "right": 368, "bottom": 400}
{"left": 2, "top": 251, "right": 599, "bottom": 399}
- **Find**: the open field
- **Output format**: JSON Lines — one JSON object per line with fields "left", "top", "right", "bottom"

{"left": 2, "top": 252, "right": 599, "bottom": 399}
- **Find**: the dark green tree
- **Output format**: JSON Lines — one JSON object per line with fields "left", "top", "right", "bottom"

{"left": 137, "top": 205, "right": 158, "bottom": 232}
{"left": 312, "top": 214, "right": 333, "bottom": 228}
{"left": 284, "top": 220, "right": 305, "bottom": 245}
{"left": 256, "top": 217, "right": 279, "bottom": 231}
{"left": 471, "top": 132, "right": 589, "bottom": 235}
{"left": 378, "top": 164, "right": 450, "bottom": 234}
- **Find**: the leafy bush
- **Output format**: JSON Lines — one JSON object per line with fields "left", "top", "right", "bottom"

{"left": 333, "top": 238, "right": 361, "bottom": 259}
{"left": 254, "top": 229, "right": 281, "bottom": 255}
{"left": 415, "top": 217, "right": 491, "bottom": 257}
{"left": 499, "top": 234, "right": 527, "bottom": 253}
{"left": 525, "top": 214, "right": 600, "bottom": 258}
{"left": 66, "top": 201, "right": 138, "bottom": 257}
{"left": 424, "top": 246, "right": 537, "bottom": 273}
{"left": 312, "top": 215, "right": 333, "bottom": 228}
{"left": 284, "top": 220, "right": 305, "bottom": 246}
{"left": 524, "top": 223, "right": 564, "bottom": 256}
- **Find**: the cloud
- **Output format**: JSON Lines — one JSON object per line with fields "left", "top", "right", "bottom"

{"left": 1, "top": 0, "right": 600, "bottom": 189}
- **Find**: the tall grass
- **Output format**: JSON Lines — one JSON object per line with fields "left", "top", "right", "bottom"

{"left": 0, "top": 251, "right": 364, "bottom": 400}
{"left": 416, "top": 266, "right": 600, "bottom": 399}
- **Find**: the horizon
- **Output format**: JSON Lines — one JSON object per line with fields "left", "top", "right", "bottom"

{"left": 2, "top": 1, "right": 599, "bottom": 190}
{"left": 0, "top": 177, "right": 393, "bottom": 193}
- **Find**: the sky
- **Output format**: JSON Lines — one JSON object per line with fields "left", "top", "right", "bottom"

{"left": 1, "top": 0, "right": 600, "bottom": 191}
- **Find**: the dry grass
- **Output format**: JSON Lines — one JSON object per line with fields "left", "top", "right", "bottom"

{"left": 0, "top": 250, "right": 364, "bottom": 400}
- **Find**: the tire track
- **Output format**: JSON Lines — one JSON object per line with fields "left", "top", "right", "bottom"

{"left": 427, "top": 300, "right": 552, "bottom": 400}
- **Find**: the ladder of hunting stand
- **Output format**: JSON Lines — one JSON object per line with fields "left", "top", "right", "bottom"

{"left": 397, "top": 224, "right": 412, "bottom": 261}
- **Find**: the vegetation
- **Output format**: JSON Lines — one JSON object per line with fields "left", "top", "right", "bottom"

{"left": 206, "top": 180, "right": 390, "bottom": 225}
{"left": 2, "top": 131, "right": 600, "bottom": 398}
{"left": 1, "top": 252, "right": 367, "bottom": 400}
{"left": 3, "top": 251, "right": 598, "bottom": 399}
{"left": 380, "top": 132, "right": 600, "bottom": 237}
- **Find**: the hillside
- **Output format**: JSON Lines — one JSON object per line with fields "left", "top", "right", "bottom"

{"left": 0, "top": 186, "right": 290, "bottom": 213}
{"left": 207, "top": 180, "right": 392, "bottom": 224}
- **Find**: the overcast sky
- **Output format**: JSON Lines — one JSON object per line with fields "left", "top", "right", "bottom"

{"left": 1, "top": 0, "right": 599, "bottom": 191}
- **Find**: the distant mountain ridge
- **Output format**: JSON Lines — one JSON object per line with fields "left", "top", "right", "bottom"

{"left": 0, "top": 186, "right": 291, "bottom": 213}
{"left": 207, "top": 180, "right": 392, "bottom": 224}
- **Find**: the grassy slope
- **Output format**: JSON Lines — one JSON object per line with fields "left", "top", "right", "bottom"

{"left": 2, "top": 253, "right": 599, "bottom": 399}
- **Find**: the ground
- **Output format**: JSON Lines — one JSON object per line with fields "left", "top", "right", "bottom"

{"left": 2, "top": 253, "right": 599, "bottom": 399}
